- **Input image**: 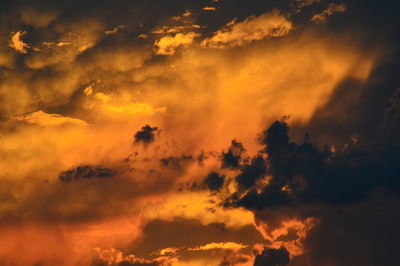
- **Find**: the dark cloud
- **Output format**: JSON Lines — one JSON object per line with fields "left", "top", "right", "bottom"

{"left": 134, "top": 125, "right": 160, "bottom": 144}
{"left": 235, "top": 155, "right": 267, "bottom": 191}
{"left": 59, "top": 165, "right": 116, "bottom": 182}
{"left": 221, "top": 140, "right": 246, "bottom": 169}
{"left": 224, "top": 120, "right": 400, "bottom": 210}
{"left": 253, "top": 247, "right": 289, "bottom": 266}
{"left": 219, "top": 252, "right": 251, "bottom": 266}
{"left": 159, "top": 155, "right": 195, "bottom": 171}
{"left": 204, "top": 172, "right": 225, "bottom": 192}
{"left": 216, "top": 118, "right": 400, "bottom": 265}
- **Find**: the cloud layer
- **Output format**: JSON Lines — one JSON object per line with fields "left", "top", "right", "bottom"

{"left": 0, "top": 0, "right": 399, "bottom": 265}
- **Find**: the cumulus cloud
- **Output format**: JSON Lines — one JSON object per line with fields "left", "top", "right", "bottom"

{"left": 223, "top": 120, "right": 400, "bottom": 211}
{"left": 155, "top": 32, "right": 200, "bottom": 55}
{"left": 201, "top": 10, "right": 293, "bottom": 48}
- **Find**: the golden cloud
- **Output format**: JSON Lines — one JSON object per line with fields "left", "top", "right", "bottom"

{"left": 201, "top": 10, "right": 293, "bottom": 48}
{"left": 9, "top": 31, "right": 32, "bottom": 54}
{"left": 140, "top": 191, "right": 254, "bottom": 229}
{"left": 155, "top": 32, "right": 200, "bottom": 55}
{"left": 202, "top": 6, "right": 217, "bottom": 11}
{"left": 14, "top": 110, "right": 89, "bottom": 127}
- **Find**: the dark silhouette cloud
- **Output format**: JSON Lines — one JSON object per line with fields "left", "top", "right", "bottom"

{"left": 160, "top": 155, "right": 196, "bottom": 171}
{"left": 221, "top": 140, "right": 246, "bottom": 169}
{"left": 204, "top": 172, "right": 225, "bottom": 192}
{"left": 59, "top": 165, "right": 116, "bottom": 182}
{"left": 224, "top": 120, "right": 400, "bottom": 210}
{"left": 134, "top": 125, "right": 160, "bottom": 144}
{"left": 235, "top": 155, "right": 267, "bottom": 191}
{"left": 253, "top": 247, "right": 290, "bottom": 266}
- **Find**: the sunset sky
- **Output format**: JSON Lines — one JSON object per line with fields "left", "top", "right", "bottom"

{"left": 1, "top": 0, "right": 400, "bottom": 265}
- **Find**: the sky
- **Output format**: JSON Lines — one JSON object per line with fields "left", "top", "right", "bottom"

{"left": 0, "top": 0, "right": 400, "bottom": 265}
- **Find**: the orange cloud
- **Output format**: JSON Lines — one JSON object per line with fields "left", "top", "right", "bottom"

{"left": 140, "top": 191, "right": 254, "bottom": 229}
{"left": 254, "top": 217, "right": 317, "bottom": 256}
{"left": 159, "top": 247, "right": 179, "bottom": 255}
{"left": 9, "top": 31, "right": 32, "bottom": 54}
{"left": 188, "top": 242, "right": 247, "bottom": 251}
{"left": 155, "top": 32, "right": 200, "bottom": 55}
{"left": 201, "top": 10, "right": 293, "bottom": 48}
{"left": 202, "top": 6, "right": 217, "bottom": 11}
{"left": 14, "top": 110, "right": 88, "bottom": 127}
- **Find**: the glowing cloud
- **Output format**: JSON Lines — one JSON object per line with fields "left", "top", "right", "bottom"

{"left": 201, "top": 10, "right": 293, "bottom": 48}
{"left": 188, "top": 242, "right": 247, "bottom": 251}
{"left": 9, "top": 31, "right": 32, "bottom": 54}
{"left": 159, "top": 247, "right": 179, "bottom": 255}
{"left": 14, "top": 111, "right": 88, "bottom": 127}
{"left": 155, "top": 32, "right": 200, "bottom": 55}
{"left": 202, "top": 6, "right": 217, "bottom": 11}
{"left": 311, "top": 3, "right": 347, "bottom": 24}
{"left": 255, "top": 218, "right": 317, "bottom": 256}
{"left": 140, "top": 192, "right": 254, "bottom": 229}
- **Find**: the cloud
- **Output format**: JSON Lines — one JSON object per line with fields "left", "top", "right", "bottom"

{"left": 14, "top": 110, "right": 88, "bottom": 127}
{"left": 224, "top": 120, "right": 400, "bottom": 211}
{"left": 202, "top": 6, "right": 217, "bottom": 11}
{"left": 128, "top": 218, "right": 263, "bottom": 263}
{"left": 134, "top": 125, "right": 160, "bottom": 144}
{"left": 0, "top": 0, "right": 399, "bottom": 265}
{"left": 140, "top": 191, "right": 254, "bottom": 229}
{"left": 9, "top": 31, "right": 33, "bottom": 54}
{"left": 59, "top": 165, "right": 116, "bottom": 182}
{"left": 155, "top": 32, "right": 200, "bottom": 55}
{"left": 188, "top": 241, "right": 247, "bottom": 251}
{"left": 159, "top": 247, "right": 179, "bottom": 256}
{"left": 201, "top": 10, "right": 293, "bottom": 48}
{"left": 235, "top": 155, "right": 267, "bottom": 191}
{"left": 204, "top": 172, "right": 225, "bottom": 191}
{"left": 311, "top": 3, "right": 347, "bottom": 24}
{"left": 221, "top": 140, "right": 246, "bottom": 169}
{"left": 253, "top": 247, "right": 290, "bottom": 266}
{"left": 93, "top": 248, "right": 168, "bottom": 266}
{"left": 293, "top": 0, "right": 321, "bottom": 9}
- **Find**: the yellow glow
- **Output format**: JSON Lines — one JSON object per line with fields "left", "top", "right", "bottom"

{"left": 155, "top": 32, "right": 200, "bottom": 55}
{"left": 188, "top": 242, "right": 247, "bottom": 251}
{"left": 14, "top": 110, "right": 88, "bottom": 127}
{"left": 140, "top": 192, "right": 254, "bottom": 229}
{"left": 201, "top": 10, "right": 293, "bottom": 48}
